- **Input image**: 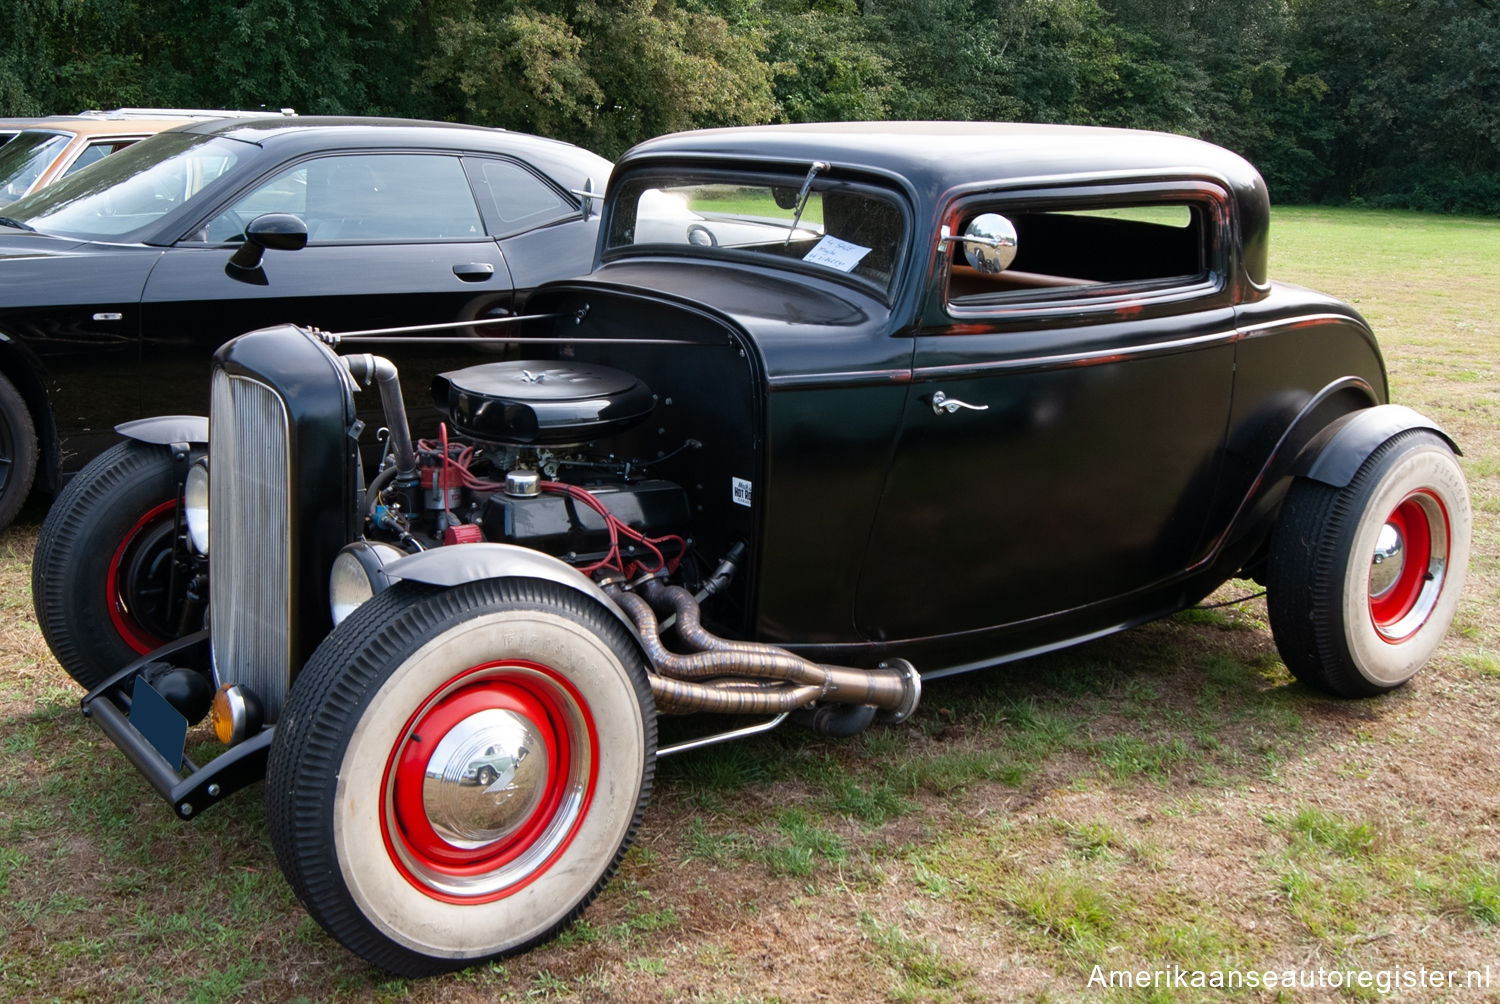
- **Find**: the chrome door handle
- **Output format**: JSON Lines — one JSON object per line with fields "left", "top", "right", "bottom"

{"left": 931, "top": 391, "right": 989, "bottom": 415}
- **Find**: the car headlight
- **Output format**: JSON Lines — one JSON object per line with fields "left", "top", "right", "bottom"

{"left": 329, "top": 541, "right": 405, "bottom": 626}
{"left": 184, "top": 458, "right": 210, "bottom": 555}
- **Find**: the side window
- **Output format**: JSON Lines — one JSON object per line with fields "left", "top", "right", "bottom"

{"left": 62, "top": 139, "right": 139, "bottom": 177}
{"left": 473, "top": 159, "right": 571, "bottom": 233}
{"left": 199, "top": 153, "right": 484, "bottom": 244}
{"left": 947, "top": 201, "right": 1210, "bottom": 304}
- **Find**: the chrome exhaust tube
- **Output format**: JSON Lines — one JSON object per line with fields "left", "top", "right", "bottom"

{"left": 650, "top": 677, "right": 825, "bottom": 715}
{"left": 609, "top": 582, "right": 920, "bottom": 721}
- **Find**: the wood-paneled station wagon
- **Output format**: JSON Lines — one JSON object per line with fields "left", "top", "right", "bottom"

{"left": 33, "top": 123, "right": 1470, "bottom": 974}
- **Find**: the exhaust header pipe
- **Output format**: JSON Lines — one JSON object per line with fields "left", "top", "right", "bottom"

{"left": 608, "top": 579, "right": 920, "bottom": 722}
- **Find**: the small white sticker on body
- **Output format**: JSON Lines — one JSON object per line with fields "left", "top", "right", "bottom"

{"left": 731, "top": 477, "right": 753, "bottom": 507}
{"left": 802, "top": 235, "right": 871, "bottom": 272}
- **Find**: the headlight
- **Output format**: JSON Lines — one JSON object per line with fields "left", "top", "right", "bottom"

{"left": 329, "top": 541, "right": 405, "bottom": 626}
{"left": 184, "top": 458, "right": 210, "bottom": 555}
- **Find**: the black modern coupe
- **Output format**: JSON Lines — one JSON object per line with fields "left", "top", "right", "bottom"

{"left": 0, "top": 116, "right": 611, "bottom": 528}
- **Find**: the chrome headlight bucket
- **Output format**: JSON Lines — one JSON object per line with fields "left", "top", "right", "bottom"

{"left": 183, "top": 458, "right": 210, "bottom": 555}
{"left": 330, "top": 541, "right": 405, "bottom": 626}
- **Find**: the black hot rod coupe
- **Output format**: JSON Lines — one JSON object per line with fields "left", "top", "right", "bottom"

{"left": 32, "top": 123, "right": 1470, "bottom": 974}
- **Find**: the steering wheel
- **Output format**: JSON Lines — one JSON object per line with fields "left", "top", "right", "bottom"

{"left": 204, "top": 209, "right": 252, "bottom": 244}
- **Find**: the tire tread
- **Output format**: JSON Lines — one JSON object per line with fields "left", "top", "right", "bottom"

{"left": 32, "top": 440, "right": 177, "bottom": 689}
{"left": 266, "top": 577, "right": 656, "bottom": 977}
{"left": 0, "top": 370, "right": 37, "bottom": 530}
{"left": 1267, "top": 430, "right": 1457, "bottom": 697}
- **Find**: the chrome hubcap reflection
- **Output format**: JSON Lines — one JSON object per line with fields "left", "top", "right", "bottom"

{"left": 1368, "top": 522, "right": 1405, "bottom": 599}
{"left": 382, "top": 662, "right": 598, "bottom": 900}
{"left": 422, "top": 708, "right": 549, "bottom": 849}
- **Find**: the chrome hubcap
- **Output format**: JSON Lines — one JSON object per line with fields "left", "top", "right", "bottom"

{"left": 1368, "top": 522, "right": 1405, "bottom": 599}
{"left": 382, "top": 662, "right": 598, "bottom": 901}
{"left": 422, "top": 708, "right": 549, "bottom": 849}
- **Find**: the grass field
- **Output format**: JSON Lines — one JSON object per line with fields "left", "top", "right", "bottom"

{"left": 1, "top": 206, "right": 1497, "bottom": 1003}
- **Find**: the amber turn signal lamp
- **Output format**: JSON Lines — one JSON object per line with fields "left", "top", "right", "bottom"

{"left": 211, "top": 684, "right": 265, "bottom": 746}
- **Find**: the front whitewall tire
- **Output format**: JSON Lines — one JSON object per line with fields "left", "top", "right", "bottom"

{"left": 266, "top": 578, "right": 655, "bottom": 976}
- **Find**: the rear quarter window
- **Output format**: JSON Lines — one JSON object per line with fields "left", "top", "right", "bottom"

{"left": 947, "top": 197, "right": 1218, "bottom": 306}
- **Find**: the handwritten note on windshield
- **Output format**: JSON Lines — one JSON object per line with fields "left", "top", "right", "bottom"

{"left": 803, "top": 235, "right": 870, "bottom": 272}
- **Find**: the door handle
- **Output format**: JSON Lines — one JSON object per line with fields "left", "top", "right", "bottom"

{"left": 931, "top": 391, "right": 989, "bottom": 415}
{"left": 453, "top": 262, "right": 495, "bottom": 282}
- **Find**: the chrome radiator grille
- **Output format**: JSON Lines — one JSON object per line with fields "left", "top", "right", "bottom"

{"left": 210, "top": 369, "right": 293, "bottom": 722}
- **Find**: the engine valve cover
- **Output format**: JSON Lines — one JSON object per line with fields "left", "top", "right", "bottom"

{"left": 431, "top": 360, "right": 654, "bottom": 446}
{"left": 481, "top": 479, "right": 690, "bottom": 562}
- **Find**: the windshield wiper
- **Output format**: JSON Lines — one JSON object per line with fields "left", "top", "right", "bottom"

{"left": 785, "top": 161, "right": 829, "bottom": 244}
{"left": 0, "top": 216, "right": 36, "bottom": 232}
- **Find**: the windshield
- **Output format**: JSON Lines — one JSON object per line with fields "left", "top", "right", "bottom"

{"left": 605, "top": 170, "right": 908, "bottom": 293}
{"left": 0, "top": 131, "right": 72, "bottom": 206}
{"left": 2, "top": 133, "right": 248, "bottom": 240}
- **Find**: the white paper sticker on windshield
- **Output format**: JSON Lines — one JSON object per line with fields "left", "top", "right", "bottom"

{"left": 803, "top": 235, "right": 871, "bottom": 272}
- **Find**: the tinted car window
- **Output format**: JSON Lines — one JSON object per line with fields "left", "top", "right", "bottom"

{"left": 476, "top": 159, "right": 570, "bottom": 229}
{"left": 201, "top": 153, "right": 485, "bottom": 245}
{"left": 62, "top": 139, "right": 139, "bottom": 178}
{"left": 0, "top": 131, "right": 71, "bottom": 204}
{"left": 5, "top": 133, "right": 247, "bottom": 239}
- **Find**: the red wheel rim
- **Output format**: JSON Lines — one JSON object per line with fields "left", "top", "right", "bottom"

{"left": 106, "top": 500, "right": 177, "bottom": 654}
{"left": 379, "top": 660, "right": 599, "bottom": 903}
{"left": 1367, "top": 490, "right": 1449, "bottom": 642}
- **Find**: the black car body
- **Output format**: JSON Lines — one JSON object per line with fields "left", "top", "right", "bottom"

{"left": 34, "top": 122, "right": 1470, "bottom": 975}
{"left": 0, "top": 115, "right": 610, "bottom": 527}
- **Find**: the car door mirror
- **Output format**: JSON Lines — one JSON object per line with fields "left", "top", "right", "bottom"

{"left": 227, "top": 213, "right": 310, "bottom": 273}
{"left": 960, "top": 213, "right": 1018, "bottom": 274}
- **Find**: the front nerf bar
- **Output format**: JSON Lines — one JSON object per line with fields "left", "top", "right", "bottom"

{"left": 80, "top": 630, "right": 271, "bottom": 819}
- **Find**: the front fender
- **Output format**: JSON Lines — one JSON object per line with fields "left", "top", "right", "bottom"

{"left": 115, "top": 415, "right": 208, "bottom": 448}
{"left": 1292, "top": 404, "right": 1459, "bottom": 488}
{"left": 385, "top": 543, "right": 645, "bottom": 651}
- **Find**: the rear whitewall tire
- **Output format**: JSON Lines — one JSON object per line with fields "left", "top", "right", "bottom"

{"left": 1268, "top": 431, "right": 1471, "bottom": 696}
{"left": 267, "top": 578, "right": 655, "bottom": 975}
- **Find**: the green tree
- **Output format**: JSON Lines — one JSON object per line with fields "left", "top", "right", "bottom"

{"left": 420, "top": 0, "right": 775, "bottom": 157}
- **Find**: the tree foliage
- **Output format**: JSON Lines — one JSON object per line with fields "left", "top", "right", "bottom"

{"left": 2, "top": 0, "right": 1496, "bottom": 211}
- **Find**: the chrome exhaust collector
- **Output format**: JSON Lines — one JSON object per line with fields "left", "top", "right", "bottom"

{"left": 608, "top": 579, "right": 920, "bottom": 722}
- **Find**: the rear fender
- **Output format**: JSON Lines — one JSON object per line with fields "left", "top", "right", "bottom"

{"left": 1292, "top": 404, "right": 1459, "bottom": 487}
{"left": 1206, "top": 378, "right": 1377, "bottom": 578}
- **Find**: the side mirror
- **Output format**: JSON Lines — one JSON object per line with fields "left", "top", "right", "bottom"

{"left": 226, "top": 213, "right": 310, "bottom": 274}
{"left": 960, "top": 213, "right": 1018, "bottom": 274}
{"left": 570, "top": 178, "right": 598, "bottom": 222}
